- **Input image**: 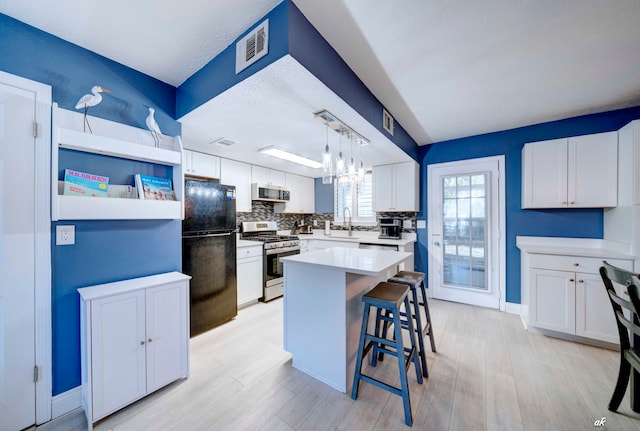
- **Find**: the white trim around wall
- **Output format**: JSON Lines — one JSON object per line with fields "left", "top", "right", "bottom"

{"left": 51, "top": 386, "right": 82, "bottom": 419}
{"left": 0, "top": 70, "right": 53, "bottom": 425}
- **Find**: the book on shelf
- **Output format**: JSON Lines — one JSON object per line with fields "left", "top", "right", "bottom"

{"left": 63, "top": 169, "right": 109, "bottom": 197}
{"left": 107, "top": 185, "right": 137, "bottom": 199}
{"left": 135, "top": 174, "right": 176, "bottom": 200}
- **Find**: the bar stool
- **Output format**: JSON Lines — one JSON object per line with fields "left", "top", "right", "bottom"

{"left": 351, "top": 282, "right": 423, "bottom": 427}
{"left": 380, "top": 270, "right": 436, "bottom": 378}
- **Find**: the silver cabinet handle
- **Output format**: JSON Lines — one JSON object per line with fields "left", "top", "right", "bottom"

{"left": 573, "top": 263, "right": 579, "bottom": 267}
{"left": 148, "top": 338, "right": 153, "bottom": 343}
{"left": 569, "top": 279, "right": 575, "bottom": 282}
{"left": 578, "top": 280, "right": 584, "bottom": 283}
{"left": 140, "top": 341, "right": 145, "bottom": 346}
{"left": 433, "top": 241, "right": 440, "bottom": 246}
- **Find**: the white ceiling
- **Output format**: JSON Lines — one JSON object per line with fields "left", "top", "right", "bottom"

{"left": 2, "top": 0, "right": 640, "bottom": 174}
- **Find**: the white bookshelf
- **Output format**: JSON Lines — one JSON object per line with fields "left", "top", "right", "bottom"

{"left": 52, "top": 103, "right": 184, "bottom": 221}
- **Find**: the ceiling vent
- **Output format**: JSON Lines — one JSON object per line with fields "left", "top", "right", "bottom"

{"left": 235, "top": 19, "right": 269, "bottom": 74}
{"left": 383, "top": 108, "right": 394, "bottom": 136}
{"left": 209, "top": 137, "right": 236, "bottom": 147}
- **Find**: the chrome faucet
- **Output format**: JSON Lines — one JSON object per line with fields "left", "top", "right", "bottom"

{"left": 343, "top": 207, "right": 352, "bottom": 236}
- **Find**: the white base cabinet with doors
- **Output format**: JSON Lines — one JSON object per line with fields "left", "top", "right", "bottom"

{"left": 237, "top": 242, "right": 264, "bottom": 306}
{"left": 78, "top": 272, "right": 191, "bottom": 431}
{"left": 517, "top": 236, "right": 633, "bottom": 346}
{"left": 521, "top": 131, "right": 617, "bottom": 208}
{"left": 372, "top": 161, "right": 419, "bottom": 212}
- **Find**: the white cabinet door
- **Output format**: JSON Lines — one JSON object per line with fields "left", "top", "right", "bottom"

{"left": 275, "top": 173, "right": 315, "bottom": 213}
{"left": 145, "top": 282, "right": 189, "bottom": 393}
{"left": 568, "top": 132, "right": 618, "bottom": 207}
{"left": 522, "top": 132, "right": 618, "bottom": 208}
{"left": 220, "top": 158, "right": 252, "bottom": 212}
{"left": 185, "top": 150, "right": 220, "bottom": 179}
{"left": 394, "top": 161, "right": 419, "bottom": 211}
{"left": 522, "top": 138, "right": 568, "bottom": 208}
{"left": 91, "top": 290, "right": 146, "bottom": 419}
{"left": 373, "top": 162, "right": 418, "bottom": 212}
{"left": 237, "top": 254, "right": 263, "bottom": 306}
{"left": 372, "top": 164, "right": 394, "bottom": 211}
{"left": 529, "top": 268, "right": 576, "bottom": 334}
{"left": 251, "top": 165, "right": 285, "bottom": 186}
{"left": 575, "top": 272, "right": 618, "bottom": 343}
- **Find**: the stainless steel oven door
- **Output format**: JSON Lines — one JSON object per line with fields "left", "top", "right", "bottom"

{"left": 263, "top": 246, "right": 300, "bottom": 301}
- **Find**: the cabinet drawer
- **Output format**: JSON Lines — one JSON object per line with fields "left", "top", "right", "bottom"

{"left": 528, "top": 253, "right": 632, "bottom": 274}
{"left": 237, "top": 245, "right": 263, "bottom": 259}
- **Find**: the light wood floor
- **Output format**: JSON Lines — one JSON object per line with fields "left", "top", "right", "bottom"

{"left": 37, "top": 298, "right": 640, "bottom": 431}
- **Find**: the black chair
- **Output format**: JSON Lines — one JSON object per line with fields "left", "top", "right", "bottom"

{"left": 599, "top": 261, "right": 640, "bottom": 412}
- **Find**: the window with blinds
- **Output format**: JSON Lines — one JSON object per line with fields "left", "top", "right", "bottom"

{"left": 334, "top": 172, "right": 375, "bottom": 223}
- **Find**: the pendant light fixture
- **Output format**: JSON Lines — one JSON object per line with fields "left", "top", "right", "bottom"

{"left": 336, "top": 131, "right": 345, "bottom": 177}
{"left": 321, "top": 118, "right": 332, "bottom": 184}
{"left": 348, "top": 132, "right": 356, "bottom": 179}
{"left": 358, "top": 138, "right": 365, "bottom": 181}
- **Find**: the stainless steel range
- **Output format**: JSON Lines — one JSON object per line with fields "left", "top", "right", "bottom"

{"left": 240, "top": 221, "right": 300, "bottom": 301}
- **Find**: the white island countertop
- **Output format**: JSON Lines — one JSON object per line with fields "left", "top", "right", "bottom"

{"left": 281, "top": 247, "right": 412, "bottom": 276}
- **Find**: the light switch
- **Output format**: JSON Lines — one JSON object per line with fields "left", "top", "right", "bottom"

{"left": 56, "top": 225, "right": 75, "bottom": 245}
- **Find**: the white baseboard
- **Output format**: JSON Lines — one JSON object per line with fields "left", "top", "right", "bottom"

{"left": 51, "top": 386, "right": 82, "bottom": 419}
{"left": 505, "top": 302, "right": 521, "bottom": 315}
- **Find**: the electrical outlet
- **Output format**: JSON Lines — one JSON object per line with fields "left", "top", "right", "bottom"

{"left": 56, "top": 225, "right": 75, "bottom": 245}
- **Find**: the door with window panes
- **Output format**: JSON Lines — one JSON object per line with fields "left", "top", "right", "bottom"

{"left": 428, "top": 157, "right": 503, "bottom": 309}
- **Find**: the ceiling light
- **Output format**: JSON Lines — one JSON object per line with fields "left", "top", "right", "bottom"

{"left": 259, "top": 146, "right": 322, "bottom": 169}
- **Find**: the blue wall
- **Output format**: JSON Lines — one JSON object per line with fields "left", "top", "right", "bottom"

{"left": 0, "top": 13, "right": 183, "bottom": 395}
{"left": 417, "top": 107, "right": 640, "bottom": 304}
{"left": 314, "top": 178, "right": 334, "bottom": 213}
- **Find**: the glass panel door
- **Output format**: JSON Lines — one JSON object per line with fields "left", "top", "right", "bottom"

{"left": 442, "top": 173, "right": 488, "bottom": 290}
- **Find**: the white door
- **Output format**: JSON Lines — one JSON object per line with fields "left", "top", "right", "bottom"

{"left": 428, "top": 156, "right": 505, "bottom": 309}
{"left": 0, "top": 83, "right": 37, "bottom": 429}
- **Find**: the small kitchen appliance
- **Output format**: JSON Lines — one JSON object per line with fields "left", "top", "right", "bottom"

{"left": 241, "top": 221, "right": 300, "bottom": 301}
{"left": 379, "top": 218, "right": 402, "bottom": 239}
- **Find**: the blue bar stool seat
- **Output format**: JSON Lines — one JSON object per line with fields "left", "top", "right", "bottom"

{"left": 351, "top": 281, "right": 423, "bottom": 427}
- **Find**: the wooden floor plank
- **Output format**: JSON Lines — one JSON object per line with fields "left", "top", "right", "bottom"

{"left": 36, "top": 298, "right": 640, "bottom": 431}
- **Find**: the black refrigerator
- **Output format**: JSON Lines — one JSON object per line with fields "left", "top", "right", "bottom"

{"left": 182, "top": 179, "right": 237, "bottom": 337}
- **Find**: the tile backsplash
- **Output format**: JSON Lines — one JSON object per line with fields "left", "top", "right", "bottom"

{"left": 237, "top": 201, "right": 417, "bottom": 232}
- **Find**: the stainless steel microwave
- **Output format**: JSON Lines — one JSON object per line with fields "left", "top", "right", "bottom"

{"left": 251, "top": 183, "right": 290, "bottom": 202}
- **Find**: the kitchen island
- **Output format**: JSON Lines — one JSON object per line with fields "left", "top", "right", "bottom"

{"left": 281, "top": 247, "right": 412, "bottom": 393}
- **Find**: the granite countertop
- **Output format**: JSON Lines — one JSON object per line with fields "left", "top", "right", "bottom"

{"left": 281, "top": 246, "right": 412, "bottom": 276}
{"left": 516, "top": 236, "right": 633, "bottom": 259}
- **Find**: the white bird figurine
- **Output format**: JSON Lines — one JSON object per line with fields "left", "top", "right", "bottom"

{"left": 75, "top": 85, "right": 111, "bottom": 133}
{"left": 144, "top": 105, "right": 163, "bottom": 147}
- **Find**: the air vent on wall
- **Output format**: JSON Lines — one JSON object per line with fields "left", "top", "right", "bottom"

{"left": 383, "top": 108, "right": 394, "bottom": 136}
{"left": 235, "top": 19, "right": 269, "bottom": 74}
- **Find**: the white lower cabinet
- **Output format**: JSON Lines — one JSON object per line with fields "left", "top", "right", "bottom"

{"left": 523, "top": 252, "right": 630, "bottom": 344}
{"left": 78, "top": 272, "right": 190, "bottom": 430}
{"left": 237, "top": 244, "right": 263, "bottom": 306}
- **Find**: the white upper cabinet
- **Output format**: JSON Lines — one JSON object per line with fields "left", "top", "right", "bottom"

{"left": 274, "top": 173, "right": 315, "bottom": 213}
{"left": 372, "top": 161, "right": 419, "bottom": 212}
{"left": 184, "top": 150, "right": 220, "bottom": 179}
{"left": 522, "top": 131, "right": 618, "bottom": 208}
{"left": 220, "top": 158, "right": 252, "bottom": 212}
{"left": 251, "top": 165, "right": 286, "bottom": 186}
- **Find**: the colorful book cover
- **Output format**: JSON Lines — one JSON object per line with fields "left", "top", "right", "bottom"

{"left": 135, "top": 174, "right": 176, "bottom": 200}
{"left": 63, "top": 169, "right": 109, "bottom": 197}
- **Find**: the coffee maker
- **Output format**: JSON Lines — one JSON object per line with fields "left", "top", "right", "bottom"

{"left": 379, "top": 218, "right": 402, "bottom": 239}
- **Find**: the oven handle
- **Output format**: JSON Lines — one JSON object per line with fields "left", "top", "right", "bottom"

{"left": 183, "top": 232, "right": 232, "bottom": 239}
{"left": 265, "top": 246, "right": 301, "bottom": 255}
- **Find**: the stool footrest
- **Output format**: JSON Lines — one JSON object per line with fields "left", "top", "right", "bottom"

{"left": 357, "top": 374, "right": 403, "bottom": 397}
